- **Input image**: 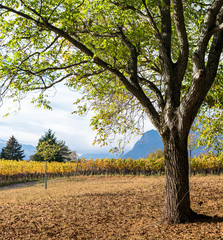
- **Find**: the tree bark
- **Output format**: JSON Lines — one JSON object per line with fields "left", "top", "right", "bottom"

{"left": 162, "top": 129, "right": 194, "bottom": 224}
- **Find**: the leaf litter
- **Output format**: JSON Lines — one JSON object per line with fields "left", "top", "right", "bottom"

{"left": 0, "top": 175, "right": 222, "bottom": 239}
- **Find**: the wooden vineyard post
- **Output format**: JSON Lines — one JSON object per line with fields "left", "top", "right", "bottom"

{"left": 45, "top": 159, "right": 47, "bottom": 189}
{"left": 35, "top": 140, "right": 61, "bottom": 190}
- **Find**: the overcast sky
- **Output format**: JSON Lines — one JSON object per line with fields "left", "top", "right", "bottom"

{"left": 0, "top": 84, "right": 154, "bottom": 155}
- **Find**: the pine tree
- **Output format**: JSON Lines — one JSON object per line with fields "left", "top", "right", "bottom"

{"left": 0, "top": 147, "right": 7, "bottom": 159}
{"left": 33, "top": 129, "right": 71, "bottom": 162}
{"left": 0, "top": 136, "right": 25, "bottom": 160}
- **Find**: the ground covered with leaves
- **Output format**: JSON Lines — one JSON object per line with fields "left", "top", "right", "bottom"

{"left": 0, "top": 175, "right": 222, "bottom": 239}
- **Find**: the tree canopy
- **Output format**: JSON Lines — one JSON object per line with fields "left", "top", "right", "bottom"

{"left": 0, "top": 136, "right": 25, "bottom": 160}
{"left": 33, "top": 129, "right": 71, "bottom": 162}
{"left": 0, "top": 0, "right": 221, "bottom": 149}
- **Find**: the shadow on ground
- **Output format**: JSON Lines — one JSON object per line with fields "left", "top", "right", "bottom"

{"left": 194, "top": 214, "right": 223, "bottom": 223}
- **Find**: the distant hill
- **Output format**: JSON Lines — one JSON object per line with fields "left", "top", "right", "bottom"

{"left": 80, "top": 130, "right": 164, "bottom": 160}
{"left": 122, "top": 129, "right": 207, "bottom": 159}
{"left": 0, "top": 139, "right": 36, "bottom": 160}
{"left": 81, "top": 129, "right": 206, "bottom": 160}
{"left": 122, "top": 130, "right": 163, "bottom": 159}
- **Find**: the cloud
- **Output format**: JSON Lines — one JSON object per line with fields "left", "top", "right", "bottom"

{"left": 0, "top": 84, "right": 155, "bottom": 154}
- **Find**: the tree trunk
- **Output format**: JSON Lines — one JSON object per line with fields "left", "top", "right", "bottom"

{"left": 162, "top": 130, "right": 194, "bottom": 224}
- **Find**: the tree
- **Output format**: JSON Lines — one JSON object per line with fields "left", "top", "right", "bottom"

{"left": 33, "top": 129, "right": 71, "bottom": 162}
{"left": 36, "top": 139, "right": 61, "bottom": 189}
{"left": 0, "top": 1, "right": 222, "bottom": 224}
{"left": 68, "top": 151, "right": 79, "bottom": 161}
{"left": 0, "top": 136, "right": 25, "bottom": 160}
{"left": 0, "top": 147, "right": 7, "bottom": 159}
{"left": 147, "top": 148, "right": 164, "bottom": 159}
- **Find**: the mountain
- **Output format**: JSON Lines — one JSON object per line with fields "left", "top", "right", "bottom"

{"left": 0, "top": 139, "right": 36, "bottom": 160}
{"left": 122, "top": 129, "right": 207, "bottom": 159}
{"left": 81, "top": 130, "right": 164, "bottom": 160}
{"left": 122, "top": 130, "right": 163, "bottom": 159}
{"left": 80, "top": 129, "right": 205, "bottom": 160}
{"left": 21, "top": 144, "right": 36, "bottom": 160}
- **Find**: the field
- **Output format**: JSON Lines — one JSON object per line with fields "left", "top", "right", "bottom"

{"left": 0, "top": 175, "right": 223, "bottom": 239}
{"left": 0, "top": 153, "right": 223, "bottom": 185}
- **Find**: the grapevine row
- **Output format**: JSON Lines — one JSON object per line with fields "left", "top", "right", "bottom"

{"left": 0, "top": 153, "right": 222, "bottom": 184}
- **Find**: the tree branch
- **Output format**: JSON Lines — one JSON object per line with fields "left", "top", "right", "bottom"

{"left": 138, "top": 76, "right": 164, "bottom": 110}
{"left": 193, "top": 0, "right": 223, "bottom": 72}
{"left": 205, "top": 7, "right": 223, "bottom": 91}
{"left": 159, "top": 0, "right": 171, "bottom": 57}
{"left": 41, "top": 35, "right": 60, "bottom": 53}
{"left": 209, "top": 22, "right": 223, "bottom": 35}
{"left": 172, "top": 0, "right": 189, "bottom": 81}
{"left": 47, "top": 0, "right": 64, "bottom": 22}
{"left": 18, "top": 61, "right": 88, "bottom": 75}
{"left": 0, "top": 74, "right": 17, "bottom": 97}
{"left": 179, "top": 3, "right": 223, "bottom": 133}
{"left": 29, "top": 73, "right": 73, "bottom": 91}
{"left": 71, "top": 29, "right": 118, "bottom": 38}
{"left": 0, "top": 4, "right": 38, "bottom": 22}
{"left": 113, "top": 1, "right": 171, "bottom": 66}
{"left": 0, "top": 2, "right": 162, "bottom": 129}
{"left": 19, "top": 0, "right": 46, "bottom": 22}
{"left": 117, "top": 27, "right": 138, "bottom": 86}
{"left": 141, "top": 56, "right": 162, "bottom": 74}
{"left": 141, "top": 0, "right": 162, "bottom": 42}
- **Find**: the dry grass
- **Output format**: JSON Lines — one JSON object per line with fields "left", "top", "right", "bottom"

{"left": 0, "top": 175, "right": 223, "bottom": 239}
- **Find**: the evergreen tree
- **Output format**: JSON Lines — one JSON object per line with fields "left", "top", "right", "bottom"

{"left": 0, "top": 136, "right": 25, "bottom": 160}
{"left": 0, "top": 147, "right": 7, "bottom": 159}
{"left": 33, "top": 129, "right": 71, "bottom": 162}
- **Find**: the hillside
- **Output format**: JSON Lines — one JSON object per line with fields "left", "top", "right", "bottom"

{"left": 81, "top": 129, "right": 206, "bottom": 160}
{"left": 81, "top": 130, "right": 163, "bottom": 160}
{"left": 122, "top": 129, "right": 206, "bottom": 159}
{"left": 122, "top": 130, "right": 163, "bottom": 159}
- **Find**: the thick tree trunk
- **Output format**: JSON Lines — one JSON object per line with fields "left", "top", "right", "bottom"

{"left": 162, "top": 130, "right": 194, "bottom": 224}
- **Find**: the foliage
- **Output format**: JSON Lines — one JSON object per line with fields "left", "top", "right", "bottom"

{"left": 190, "top": 151, "right": 223, "bottom": 174}
{"left": 36, "top": 139, "right": 61, "bottom": 161}
{"left": 0, "top": 159, "right": 77, "bottom": 183}
{"left": 191, "top": 60, "right": 223, "bottom": 153}
{"left": 33, "top": 129, "right": 71, "bottom": 162}
{"left": 0, "top": 136, "right": 25, "bottom": 160}
{"left": 147, "top": 148, "right": 164, "bottom": 160}
{"left": 0, "top": 152, "right": 222, "bottom": 184}
{"left": 192, "top": 108, "right": 223, "bottom": 154}
{"left": 0, "top": 1, "right": 222, "bottom": 150}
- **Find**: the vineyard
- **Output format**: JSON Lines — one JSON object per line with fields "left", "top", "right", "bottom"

{"left": 0, "top": 152, "right": 223, "bottom": 185}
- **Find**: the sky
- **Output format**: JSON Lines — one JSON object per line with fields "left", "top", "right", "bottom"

{"left": 0, "top": 84, "right": 155, "bottom": 155}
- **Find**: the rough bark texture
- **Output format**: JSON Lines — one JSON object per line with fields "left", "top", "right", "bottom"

{"left": 162, "top": 130, "right": 192, "bottom": 224}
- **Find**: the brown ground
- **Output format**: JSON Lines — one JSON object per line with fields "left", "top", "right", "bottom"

{"left": 0, "top": 175, "right": 222, "bottom": 239}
